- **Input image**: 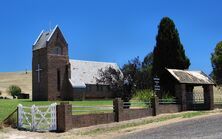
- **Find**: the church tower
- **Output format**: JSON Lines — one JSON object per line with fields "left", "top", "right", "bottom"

{"left": 32, "top": 25, "right": 70, "bottom": 101}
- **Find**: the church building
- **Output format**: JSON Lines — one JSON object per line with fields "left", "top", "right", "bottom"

{"left": 32, "top": 25, "right": 121, "bottom": 101}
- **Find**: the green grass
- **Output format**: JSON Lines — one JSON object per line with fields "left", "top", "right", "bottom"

{"left": 0, "top": 99, "right": 113, "bottom": 123}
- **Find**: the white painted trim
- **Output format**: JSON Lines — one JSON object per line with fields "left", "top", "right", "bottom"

{"left": 33, "top": 30, "right": 44, "bottom": 46}
{"left": 69, "top": 78, "right": 86, "bottom": 88}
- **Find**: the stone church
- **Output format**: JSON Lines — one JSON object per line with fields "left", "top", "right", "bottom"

{"left": 32, "top": 25, "right": 121, "bottom": 101}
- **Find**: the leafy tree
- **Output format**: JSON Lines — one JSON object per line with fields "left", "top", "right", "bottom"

{"left": 97, "top": 67, "right": 134, "bottom": 102}
{"left": 121, "top": 54, "right": 154, "bottom": 90}
{"left": 122, "top": 57, "right": 142, "bottom": 86}
{"left": 7, "top": 85, "right": 21, "bottom": 99}
{"left": 153, "top": 17, "right": 190, "bottom": 96}
{"left": 211, "top": 41, "right": 222, "bottom": 84}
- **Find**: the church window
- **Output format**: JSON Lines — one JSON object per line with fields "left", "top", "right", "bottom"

{"left": 57, "top": 69, "right": 61, "bottom": 91}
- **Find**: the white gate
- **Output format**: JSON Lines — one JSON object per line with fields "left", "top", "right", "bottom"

{"left": 17, "top": 103, "right": 57, "bottom": 131}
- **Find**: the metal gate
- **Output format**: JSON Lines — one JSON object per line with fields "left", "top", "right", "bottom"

{"left": 17, "top": 103, "right": 57, "bottom": 131}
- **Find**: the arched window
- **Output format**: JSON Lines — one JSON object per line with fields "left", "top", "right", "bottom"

{"left": 51, "top": 45, "right": 62, "bottom": 55}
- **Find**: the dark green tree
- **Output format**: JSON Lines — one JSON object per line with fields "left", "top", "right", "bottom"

{"left": 211, "top": 41, "right": 222, "bottom": 85}
{"left": 141, "top": 52, "right": 153, "bottom": 89}
{"left": 153, "top": 17, "right": 190, "bottom": 96}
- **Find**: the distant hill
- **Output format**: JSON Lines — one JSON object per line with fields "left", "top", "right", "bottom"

{"left": 0, "top": 71, "right": 32, "bottom": 98}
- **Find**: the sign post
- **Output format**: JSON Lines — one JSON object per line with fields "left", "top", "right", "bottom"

{"left": 153, "top": 76, "right": 160, "bottom": 96}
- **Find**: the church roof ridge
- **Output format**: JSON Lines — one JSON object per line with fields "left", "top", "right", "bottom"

{"left": 47, "top": 25, "right": 58, "bottom": 42}
{"left": 70, "top": 59, "right": 118, "bottom": 65}
{"left": 33, "top": 30, "right": 44, "bottom": 46}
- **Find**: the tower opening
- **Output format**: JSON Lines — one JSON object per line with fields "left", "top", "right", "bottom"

{"left": 57, "top": 69, "right": 61, "bottom": 91}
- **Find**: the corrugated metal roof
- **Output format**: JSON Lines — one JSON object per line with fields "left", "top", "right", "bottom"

{"left": 70, "top": 59, "right": 121, "bottom": 88}
{"left": 166, "top": 68, "right": 215, "bottom": 85}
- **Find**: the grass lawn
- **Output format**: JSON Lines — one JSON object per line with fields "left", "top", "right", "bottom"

{"left": 0, "top": 99, "right": 113, "bottom": 123}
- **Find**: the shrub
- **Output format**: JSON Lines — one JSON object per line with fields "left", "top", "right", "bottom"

{"left": 7, "top": 85, "right": 21, "bottom": 99}
{"left": 161, "top": 92, "right": 176, "bottom": 103}
{"left": 133, "top": 89, "right": 154, "bottom": 103}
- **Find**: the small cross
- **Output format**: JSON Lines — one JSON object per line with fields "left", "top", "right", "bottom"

{"left": 35, "top": 64, "right": 43, "bottom": 83}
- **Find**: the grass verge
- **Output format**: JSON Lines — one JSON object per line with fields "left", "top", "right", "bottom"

{"left": 79, "top": 111, "right": 207, "bottom": 136}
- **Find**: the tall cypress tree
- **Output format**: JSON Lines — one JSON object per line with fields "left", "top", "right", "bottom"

{"left": 211, "top": 41, "right": 222, "bottom": 85}
{"left": 153, "top": 17, "right": 190, "bottom": 97}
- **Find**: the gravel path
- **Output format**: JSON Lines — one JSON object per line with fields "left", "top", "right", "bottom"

{"left": 117, "top": 114, "right": 222, "bottom": 139}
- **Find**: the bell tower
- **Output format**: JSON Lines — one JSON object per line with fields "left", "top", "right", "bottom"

{"left": 32, "top": 25, "right": 70, "bottom": 101}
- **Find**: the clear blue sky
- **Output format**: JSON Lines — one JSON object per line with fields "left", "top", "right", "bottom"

{"left": 0, "top": 0, "right": 222, "bottom": 74}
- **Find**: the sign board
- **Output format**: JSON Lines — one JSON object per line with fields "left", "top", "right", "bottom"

{"left": 153, "top": 76, "right": 160, "bottom": 92}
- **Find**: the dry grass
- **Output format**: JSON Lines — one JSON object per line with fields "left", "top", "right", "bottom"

{"left": 193, "top": 86, "right": 222, "bottom": 101}
{"left": 0, "top": 71, "right": 32, "bottom": 98}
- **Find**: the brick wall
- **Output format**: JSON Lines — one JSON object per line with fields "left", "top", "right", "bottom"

{"left": 56, "top": 98, "right": 182, "bottom": 132}
{"left": 158, "top": 104, "right": 181, "bottom": 114}
{"left": 120, "top": 108, "right": 153, "bottom": 121}
{"left": 72, "top": 113, "right": 115, "bottom": 128}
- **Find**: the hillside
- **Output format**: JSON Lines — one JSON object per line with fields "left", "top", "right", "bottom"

{"left": 0, "top": 71, "right": 222, "bottom": 100}
{"left": 0, "top": 71, "right": 32, "bottom": 98}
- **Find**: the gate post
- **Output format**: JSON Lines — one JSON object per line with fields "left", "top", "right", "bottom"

{"left": 31, "top": 105, "right": 36, "bottom": 131}
{"left": 56, "top": 102, "right": 72, "bottom": 132}
{"left": 151, "top": 96, "right": 159, "bottom": 116}
{"left": 113, "top": 98, "right": 123, "bottom": 122}
{"left": 17, "top": 104, "right": 23, "bottom": 129}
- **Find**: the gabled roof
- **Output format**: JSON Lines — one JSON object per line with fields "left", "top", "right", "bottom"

{"left": 69, "top": 59, "right": 121, "bottom": 88}
{"left": 166, "top": 68, "right": 215, "bottom": 85}
{"left": 32, "top": 25, "right": 66, "bottom": 51}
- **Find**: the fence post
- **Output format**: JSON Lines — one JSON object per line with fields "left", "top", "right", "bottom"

{"left": 113, "top": 98, "right": 123, "bottom": 122}
{"left": 56, "top": 102, "right": 72, "bottom": 132}
{"left": 151, "top": 96, "right": 159, "bottom": 116}
{"left": 17, "top": 104, "right": 23, "bottom": 129}
{"left": 31, "top": 105, "right": 36, "bottom": 131}
{"left": 50, "top": 103, "right": 57, "bottom": 131}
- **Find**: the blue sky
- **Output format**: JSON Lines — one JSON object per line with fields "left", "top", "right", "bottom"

{"left": 0, "top": 0, "right": 222, "bottom": 74}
